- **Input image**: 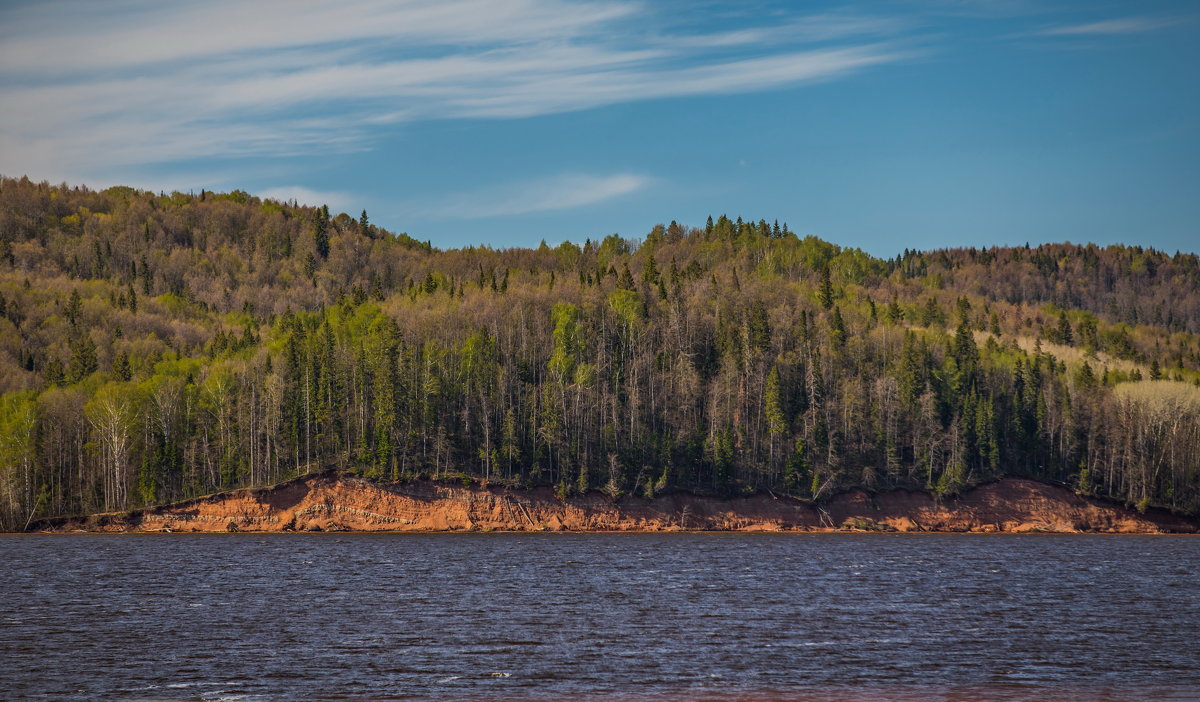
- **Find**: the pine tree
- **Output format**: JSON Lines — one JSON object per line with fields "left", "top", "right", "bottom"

{"left": 140, "top": 254, "right": 152, "bottom": 294}
{"left": 818, "top": 266, "right": 834, "bottom": 309}
{"left": 765, "top": 367, "right": 786, "bottom": 472}
{"left": 886, "top": 295, "right": 904, "bottom": 324}
{"left": 65, "top": 290, "right": 83, "bottom": 326}
{"left": 618, "top": 264, "right": 635, "bottom": 290}
{"left": 43, "top": 358, "right": 65, "bottom": 386}
{"left": 748, "top": 300, "right": 771, "bottom": 352}
{"left": 920, "top": 297, "right": 944, "bottom": 327}
{"left": 67, "top": 333, "right": 98, "bottom": 383}
{"left": 1074, "top": 362, "right": 1096, "bottom": 388}
{"left": 313, "top": 208, "right": 330, "bottom": 259}
{"left": 642, "top": 256, "right": 659, "bottom": 284}
{"left": 829, "top": 306, "right": 846, "bottom": 349}
{"left": 1057, "top": 313, "right": 1074, "bottom": 344}
{"left": 113, "top": 350, "right": 131, "bottom": 382}
{"left": 897, "top": 332, "right": 926, "bottom": 407}
{"left": 953, "top": 319, "right": 978, "bottom": 379}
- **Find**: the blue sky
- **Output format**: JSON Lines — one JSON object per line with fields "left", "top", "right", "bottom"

{"left": 1, "top": 0, "right": 1196, "bottom": 257}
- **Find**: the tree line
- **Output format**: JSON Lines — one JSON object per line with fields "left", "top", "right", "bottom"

{"left": 1, "top": 176, "right": 1198, "bottom": 528}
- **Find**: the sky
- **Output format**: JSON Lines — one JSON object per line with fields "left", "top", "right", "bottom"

{"left": 1, "top": 0, "right": 1197, "bottom": 257}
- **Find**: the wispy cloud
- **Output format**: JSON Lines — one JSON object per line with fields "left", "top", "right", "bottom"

{"left": 0, "top": 0, "right": 915, "bottom": 182}
{"left": 0, "top": 0, "right": 638, "bottom": 76}
{"left": 667, "top": 14, "right": 909, "bottom": 48}
{"left": 416, "top": 173, "right": 651, "bottom": 218}
{"left": 1035, "top": 16, "right": 1181, "bottom": 37}
{"left": 911, "top": 0, "right": 1049, "bottom": 19}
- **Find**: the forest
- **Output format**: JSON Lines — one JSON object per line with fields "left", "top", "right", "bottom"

{"left": 1, "top": 175, "right": 1199, "bottom": 529}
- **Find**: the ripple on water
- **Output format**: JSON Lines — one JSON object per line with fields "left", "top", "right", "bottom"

{"left": 0, "top": 533, "right": 1197, "bottom": 701}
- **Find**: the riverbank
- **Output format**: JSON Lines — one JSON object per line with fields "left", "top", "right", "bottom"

{"left": 26, "top": 471, "right": 1199, "bottom": 534}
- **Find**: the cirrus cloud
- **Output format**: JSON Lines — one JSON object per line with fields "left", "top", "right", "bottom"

{"left": 0, "top": 0, "right": 915, "bottom": 183}
{"left": 413, "top": 172, "right": 652, "bottom": 218}
{"left": 1034, "top": 16, "right": 1182, "bottom": 36}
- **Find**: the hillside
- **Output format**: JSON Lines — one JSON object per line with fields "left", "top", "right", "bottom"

{"left": 2, "top": 176, "right": 1199, "bottom": 529}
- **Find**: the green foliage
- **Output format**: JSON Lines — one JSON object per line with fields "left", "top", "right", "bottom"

{"left": 549, "top": 303, "right": 582, "bottom": 383}
{"left": 1, "top": 177, "right": 1199, "bottom": 528}
{"left": 920, "top": 297, "right": 945, "bottom": 327}
{"left": 313, "top": 206, "right": 330, "bottom": 259}
{"left": 748, "top": 300, "right": 771, "bottom": 352}
{"left": 608, "top": 289, "right": 644, "bottom": 329}
{"left": 829, "top": 307, "right": 846, "bottom": 349}
{"left": 818, "top": 266, "right": 834, "bottom": 310}
{"left": 67, "top": 333, "right": 98, "bottom": 383}
{"left": 112, "top": 351, "right": 132, "bottom": 382}
{"left": 764, "top": 367, "right": 785, "bottom": 436}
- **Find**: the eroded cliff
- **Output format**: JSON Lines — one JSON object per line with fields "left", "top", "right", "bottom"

{"left": 32, "top": 472, "right": 1198, "bottom": 534}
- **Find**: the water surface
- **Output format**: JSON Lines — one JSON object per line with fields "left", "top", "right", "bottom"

{"left": 2, "top": 533, "right": 1197, "bottom": 700}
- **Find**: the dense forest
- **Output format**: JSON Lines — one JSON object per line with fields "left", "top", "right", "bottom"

{"left": 1, "top": 175, "right": 1199, "bottom": 529}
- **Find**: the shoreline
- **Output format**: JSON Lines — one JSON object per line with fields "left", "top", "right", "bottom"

{"left": 18, "top": 529, "right": 1200, "bottom": 536}
{"left": 24, "top": 471, "right": 1199, "bottom": 535}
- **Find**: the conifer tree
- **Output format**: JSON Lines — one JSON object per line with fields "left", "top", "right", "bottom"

{"left": 67, "top": 333, "right": 98, "bottom": 383}
{"left": 819, "top": 266, "right": 834, "bottom": 309}
{"left": 313, "top": 208, "right": 330, "bottom": 259}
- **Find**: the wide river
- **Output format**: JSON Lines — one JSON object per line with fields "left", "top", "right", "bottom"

{"left": 1, "top": 533, "right": 1197, "bottom": 701}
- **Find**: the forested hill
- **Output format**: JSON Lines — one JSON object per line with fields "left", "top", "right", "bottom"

{"left": 1, "top": 176, "right": 1199, "bottom": 529}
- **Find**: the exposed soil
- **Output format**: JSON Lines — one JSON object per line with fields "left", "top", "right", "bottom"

{"left": 29, "top": 473, "right": 1198, "bottom": 534}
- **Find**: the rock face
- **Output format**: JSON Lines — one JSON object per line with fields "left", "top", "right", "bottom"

{"left": 33, "top": 473, "right": 1198, "bottom": 534}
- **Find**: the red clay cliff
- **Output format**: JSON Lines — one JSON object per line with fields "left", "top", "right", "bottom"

{"left": 32, "top": 472, "right": 1198, "bottom": 534}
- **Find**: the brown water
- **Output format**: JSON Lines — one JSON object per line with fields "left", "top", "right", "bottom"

{"left": 1, "top": 533, "right": 1197, "bottom": 701}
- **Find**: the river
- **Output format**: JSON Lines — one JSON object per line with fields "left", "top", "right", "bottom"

{"left": 2, "top": 533, "right": 1197, "bottom": 700}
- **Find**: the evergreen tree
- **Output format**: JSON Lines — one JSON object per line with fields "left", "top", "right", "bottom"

{"left": 818, "top": 266, "right": 834, "bottom": 309}
{"left": 65, "top": 290, "right": 83, "bottom": 326}
{"left": 642, "top": 256, "right": 659, "bottom": 285}
{"left": 113, "top": 351, "right": 131, "bottom": 382}
{"left": 618, "top": 264, "right": 635, "bottom": 290}
{"left": 1057, "top": 313, "right": 1074, "bottom": 344}
{"left": 67, "top": 333, "right": 98, "bottom": 383}
{"left": 748, "top": 300, "right": 771, "bottom": 352}
{"left": 43, "top": 358, "right": 65, "bottom": 386}
{"left": 829, "top": 306, "right": 846, "bottom": 349}
{"left": 313, "top": 208, "right": 330, "bottom": 259}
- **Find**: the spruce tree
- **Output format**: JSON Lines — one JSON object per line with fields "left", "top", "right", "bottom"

{"left": 113, "top": 350, "right": 132, "bottom": 381}
{"left": 818, "top": 266, "right": 834, "bottom": 309}
{"left": 313, "top": 208, "right": 330, "bottom": 259}
{"left": 67, "top": 333, "right": 98, "bottom": 383}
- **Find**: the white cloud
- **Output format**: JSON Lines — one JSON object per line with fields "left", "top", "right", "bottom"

{"left": 1036, "top": 16, "right": 1180, "bottom": 36}
{"left": 0, "top": 0, "right": 637, "bottom": 76}
{"left": 914, "top": 0, "right": 1047, "bottom": 19}
{"left": 0, "top": 0, "right": 914, "bottom": 181}
{"left": 258, "top": 186, "right": 352, "bottom": 210}
{"left": 418, "top": 173, "right": 651, "bottom": 218}
{"left": 432, "top": 45, "right": 914, "bottom": 120}
{"left": 667, "top": 14, "right": 908, "bottom": 48}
